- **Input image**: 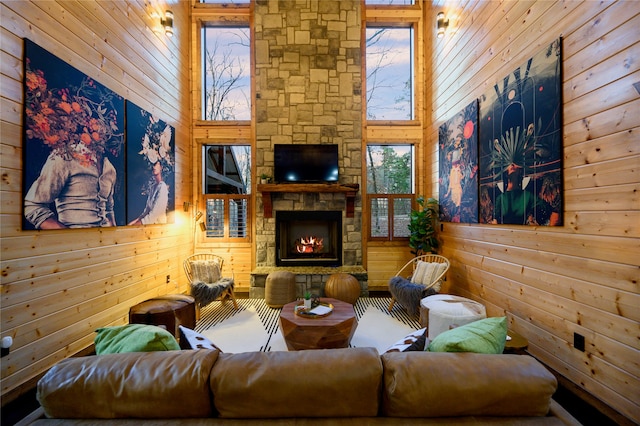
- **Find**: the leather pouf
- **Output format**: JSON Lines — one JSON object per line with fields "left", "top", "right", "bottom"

{"left": 325, "top": 273, "right": 360, "bottom": 305}
{"left": 265, "top": 271, "right": 297, "bottom": 308}
{"left": 129, "top": 294, "right": 196, "bottom": 338}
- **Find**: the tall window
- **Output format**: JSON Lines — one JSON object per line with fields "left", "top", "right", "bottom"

{"left": 202, "top": 145, "right": 251, "bottom": 239}
{"left": 366, "top": 144, "right": 414, "bottom": 240}
{"left": 202, "top": 26, "right": 250, "bottom": 120}
{"left": 365, "top": 26, "right": 414, "bottom": 120}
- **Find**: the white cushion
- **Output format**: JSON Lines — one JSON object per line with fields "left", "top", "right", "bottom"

{"left": 420, "top": 295, "right": 486, "bottom": 340}
{"left": 412, "top": 261, "right": 447, "bottom": 292}
{"left": 190, "top": 259, "right": 221, "bottom": 283}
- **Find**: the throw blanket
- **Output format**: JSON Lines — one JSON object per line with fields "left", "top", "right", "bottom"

{"left": 191, "top": 277, "right": 234, "bottom": 308}
{"left": 388, "top": 276, "right": 438, "bottom": 317}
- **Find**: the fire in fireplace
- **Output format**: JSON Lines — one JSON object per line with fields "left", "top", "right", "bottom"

{"left": 276, "top": 211, "right": 342, "bottom": 266}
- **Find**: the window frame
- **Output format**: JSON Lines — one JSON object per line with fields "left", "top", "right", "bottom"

{"left": 365, "top": 142, "right": 416, "bottom": 242}
{"left": 198, "top": 142, "right": 252, "bottom": 243}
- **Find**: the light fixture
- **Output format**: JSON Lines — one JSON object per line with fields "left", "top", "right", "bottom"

{"left": 183, "top": 201, "right": 191, "bottom": 212}
{"left": 160, "top": 10, "right": 174, "bottom": 37}
{"left": 194, "top": 211, "right": 203, "bottom": 221}
{"left": 436, "top": 12, "right": 449, "bottom": 39}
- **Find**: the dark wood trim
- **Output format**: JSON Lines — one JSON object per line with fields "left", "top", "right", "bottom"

{"left": 257, "top": 183, "right": 359, "bottom": 218}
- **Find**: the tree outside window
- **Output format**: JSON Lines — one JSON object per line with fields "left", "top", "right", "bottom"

{"left": 202, "top": 26, "right": 250, "bottom": 121}
{"left": 367, "top": 145, "right": 414, "bottom": 240}
{"left": 366, "top": 26, "right": 414, "bottom": 120}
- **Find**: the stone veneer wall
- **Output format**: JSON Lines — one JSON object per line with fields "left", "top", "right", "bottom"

{"left": 254, "top": 0, "right": 363, "bottom": 269}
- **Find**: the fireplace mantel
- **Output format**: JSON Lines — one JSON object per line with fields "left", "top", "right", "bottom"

{"left": 257, "top": 183, "right": 359, "bottom": 218}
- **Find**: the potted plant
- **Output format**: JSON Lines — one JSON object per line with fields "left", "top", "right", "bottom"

{"left": 260, "top": 173, "right": 271, "bottom": 184}
{"left": 303, "top": 291, "right": 312, "bottom": 310}
{"left": 408, "top": 196, "right": 439, "bottom": 256}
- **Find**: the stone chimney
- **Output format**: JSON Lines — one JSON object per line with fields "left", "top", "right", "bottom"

{"left": 254, "top": 0, "right": 363, "bottom": 268}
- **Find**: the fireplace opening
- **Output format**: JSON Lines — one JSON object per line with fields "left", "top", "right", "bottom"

{"left": 276, "top": 211, "right": 342, "bottom": 266}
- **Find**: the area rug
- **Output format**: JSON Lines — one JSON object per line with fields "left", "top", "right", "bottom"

{"left": 195, "top": 297, "right": 420, "bottom": 354}
{"left": 350, "top": 306, "right": 416, "bottom": 354}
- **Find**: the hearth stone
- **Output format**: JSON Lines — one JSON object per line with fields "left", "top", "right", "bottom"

{"left": 250, "top": 266, "right": 368, "bottom": 299}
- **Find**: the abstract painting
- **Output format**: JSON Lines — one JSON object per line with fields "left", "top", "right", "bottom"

{"left": 126, "top": 101, "right": 175, "bottom": 225}
{"left": 438, "top": 100, "right": 479, "bottom": 223}
{"left": 22, "top": 39, "right": 125, "bottom": 230}
{"left": 478, "top": 38, "right": 563, "bottom": 226}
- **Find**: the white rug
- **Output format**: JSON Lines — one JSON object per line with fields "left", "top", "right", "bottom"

{"left": 350, "top": 306, "right": 416, "bottom": 354}
{"left": 201, "top": 305, "right": 269, "bottom": 353}
{"left": 196, "top": 297, "right": 421, "bottom": 354}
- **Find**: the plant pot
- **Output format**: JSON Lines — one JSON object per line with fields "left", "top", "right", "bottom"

{"left": 303, "top": 298, "right": 312, "bottom": 310}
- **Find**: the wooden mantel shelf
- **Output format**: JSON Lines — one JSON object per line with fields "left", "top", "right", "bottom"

{"left": 257, "top": 183, "right": 359, "bottom": 218}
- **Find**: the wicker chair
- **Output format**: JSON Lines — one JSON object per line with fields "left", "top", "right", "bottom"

{"left": 387, "top": 254, "right": 450, "bottom": 315}
{"left": 183, "top": 254, "right": 238, "bottom": 309}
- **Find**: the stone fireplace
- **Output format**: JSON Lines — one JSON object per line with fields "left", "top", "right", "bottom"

{"left": 276, "top": 210, "right": 342, "bottom": 267}
{"left": 250, "top": 0, "right": 367, "bottom": 298}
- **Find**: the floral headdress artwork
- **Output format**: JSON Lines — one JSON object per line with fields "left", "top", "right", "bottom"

{"left": 24, "top": 59, "right": 124, "bottom": 168}
{"left": 136, "top": 108, "right": 174, "bottom": 176}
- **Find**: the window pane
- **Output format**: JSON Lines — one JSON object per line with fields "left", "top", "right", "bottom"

{"left": 366, "top": 145, "right": 414, "bottom": 194}
{"left": 370, "top": 198, "right": 389, "bottom": 238}
{"left": 202, "top": 26, "right": 250, "bottom": 120}
{"left": 366, "top": 26, "right": 413, "bottom": 120}
{"left": 229, "top": 198, "right": 248, "bottom": 238}
{"left": 205, "top": 198, "right": 225, "bottom": 238}
{"left": 393, "top": 198, "right": 411, "bottom": 238}
{"left": 203, "top": 145, "right": 251, "bottom": 194}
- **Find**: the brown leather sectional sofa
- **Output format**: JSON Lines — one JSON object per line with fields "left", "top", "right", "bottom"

{"left": 34, "top": 347, "right": 581, "bottom": 425}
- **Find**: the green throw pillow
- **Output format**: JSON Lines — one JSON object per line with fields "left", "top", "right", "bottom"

{"left": 427, "top": 316, "right": 507, "bottom": 354}
{"left": 94, "top": 324, "right": 180, "bottom": 354}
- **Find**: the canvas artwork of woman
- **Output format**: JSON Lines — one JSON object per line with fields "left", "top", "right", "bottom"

{"left": 22, "top": 40, "right": 125, "bottom": 229}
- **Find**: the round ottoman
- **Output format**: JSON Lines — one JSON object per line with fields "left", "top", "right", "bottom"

{"left": 129, "top": 294, "right": 196, "bottom": 339}
{"left": 324, "top": 273, "right": 360, "bottom": 304}
{"left": 420, "top": 295, "right": 486, "bottom": 340}
{"left": 265, "top": 271, "right": 297, "bottom": 308}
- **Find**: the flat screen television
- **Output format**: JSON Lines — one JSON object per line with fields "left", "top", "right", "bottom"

{"left": 274, "top": 144, "right": 339, "bottom": 183}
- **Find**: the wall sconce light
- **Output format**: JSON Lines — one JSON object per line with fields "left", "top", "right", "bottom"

{"left": 194, "top": 211, "right": 203, "bottom": 222}
{"left": 160, "top": 10, "right": 174, "bottom": 37}
{"left": 436, "top": 12, "right": 449, "bottom": 39}
{"left": 199, "top": 222, "right": 207, "bottom": 232}
{"left": 183, "top": 201, "right": 191, "bottom": 212}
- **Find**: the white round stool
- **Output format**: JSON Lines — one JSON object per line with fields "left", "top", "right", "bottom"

{"left": 420, "top": 295, "right": 487, "bottom": 340}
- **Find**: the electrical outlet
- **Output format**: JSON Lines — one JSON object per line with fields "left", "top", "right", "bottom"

{"left": 166, "top": 275, "right": 171, "bottom": 284}
{"left": 574, "top": 332, "right": 585, "bottom": 352}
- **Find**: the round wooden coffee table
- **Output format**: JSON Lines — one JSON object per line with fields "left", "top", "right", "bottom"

{"left": 279, "top": 298, "right": 358, "bottom": 350}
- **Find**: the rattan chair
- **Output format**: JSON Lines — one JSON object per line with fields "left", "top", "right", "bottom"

{"left": 387, "top": 254, "right": 450, "bottom": 315}
{"left": 183, "top": 254, "right": 238, "bottom": 309}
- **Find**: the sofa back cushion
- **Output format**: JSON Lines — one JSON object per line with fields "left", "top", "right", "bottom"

{"left": 381, "top": 352, "right": 557, "bottom": 417}
{"left": 37, "top": 350, "right": 219, "bottom": 419}
{"left": 210, "top": 347, "right": 382, "bottom": 418}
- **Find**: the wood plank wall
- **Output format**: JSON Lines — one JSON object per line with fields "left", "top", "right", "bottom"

{"left": 0, "top": 0, "right": 193, "bottom": 403}
{"left": 426, "top": 1, "right": 639, "bottom": 422}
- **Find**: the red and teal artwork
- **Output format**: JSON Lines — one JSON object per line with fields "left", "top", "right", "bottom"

{"left": 439, "top": 100, "right": 479, "bottom": 223}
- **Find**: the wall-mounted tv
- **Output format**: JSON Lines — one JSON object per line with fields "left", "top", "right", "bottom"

{"left": 274, "top": 144, "right": 339, "bottom": 183}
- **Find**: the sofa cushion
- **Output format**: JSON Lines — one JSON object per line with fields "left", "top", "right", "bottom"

{"left": 381, "top": 351, "right": 557, "bottom": 417}
{"left": 179, "top": 325, "right": 221, "bottom": 351}
{"left": 384, "top": 328, "right": 429, "bottom": 353}
{"left": 94, "top": 324, "right": 180, "bottom": 354}
{"left": 37, "top": 350, "right": 220, "bottom": 419}
{"left": 428, "top": 316, "right": 507, "bottom": 354}
{"left": 210, "top": 347, "right": 382, "bottom": 418}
